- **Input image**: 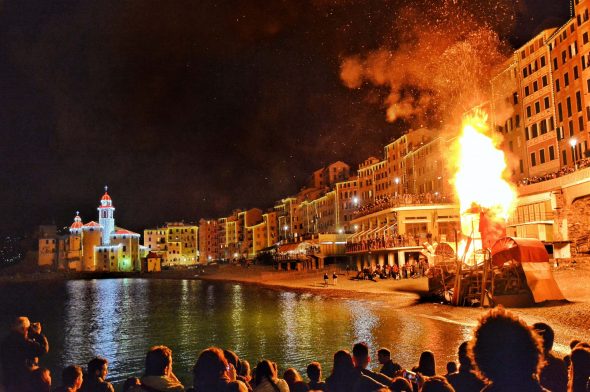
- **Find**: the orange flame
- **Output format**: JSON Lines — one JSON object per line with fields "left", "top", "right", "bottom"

{"left": 452, "top": 111, "right": 516, "bottom": 261}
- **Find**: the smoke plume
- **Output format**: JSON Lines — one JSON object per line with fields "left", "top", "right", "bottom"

{"left": 340, "top": 0, "right": 515, "bottom": 132}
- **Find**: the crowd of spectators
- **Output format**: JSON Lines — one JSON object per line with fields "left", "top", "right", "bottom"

{"left": 346, "top": 234, "right": 421, "bottom": 253}
{"left": 2, "top": 308, "right": 590, "bottom": 392}
{"left": 353, "top": 194, "right": 451, "bottom": 219}
{"left": 518, "top": 158, "right": 590, "bottom": 186}
{"left": 351, "top": 260, "right": 427, "bottom": 281}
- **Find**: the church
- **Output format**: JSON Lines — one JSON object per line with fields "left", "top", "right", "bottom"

{"left": 38, "top": 187, "right": 146, "bottom": 272}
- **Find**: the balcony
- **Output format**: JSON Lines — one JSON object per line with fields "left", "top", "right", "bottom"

{"left": 353, "top": 193, "right": 454, "bottom": 219}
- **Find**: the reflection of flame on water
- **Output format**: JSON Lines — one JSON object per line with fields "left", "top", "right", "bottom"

{"left": 452, "top": 111, "right": 516, "bottom": 263}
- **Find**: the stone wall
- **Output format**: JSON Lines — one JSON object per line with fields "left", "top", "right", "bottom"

{"left": 565, "top": 195, "right": 590, "bottom": 256}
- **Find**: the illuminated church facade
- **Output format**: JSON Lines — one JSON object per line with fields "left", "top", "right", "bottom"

{"left": 38, "top": 187, "right": 146, "bottom": 272}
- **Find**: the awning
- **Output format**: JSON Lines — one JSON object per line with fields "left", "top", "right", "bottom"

{"left": 491, "top": 237, "right": 549, "bottom": 267}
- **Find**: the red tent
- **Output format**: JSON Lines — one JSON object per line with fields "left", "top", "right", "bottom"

{"left": 491, "top": 237, "right": 564, "bottom": 303}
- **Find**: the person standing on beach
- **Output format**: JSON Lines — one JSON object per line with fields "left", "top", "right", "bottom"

{"left": 324, "top": 272, "right": 329, "bottom": 287}
{"left": 332, "top": 272, "right": 338, "bottom": 286}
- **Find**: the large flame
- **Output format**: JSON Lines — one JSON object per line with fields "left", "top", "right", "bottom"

{"left": 452, "top": 111, "right": 516, "bottom": 261}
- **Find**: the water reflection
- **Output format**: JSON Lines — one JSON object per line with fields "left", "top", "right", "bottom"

{"left": 0, "top": 279, "right": 471, "bottom": 388}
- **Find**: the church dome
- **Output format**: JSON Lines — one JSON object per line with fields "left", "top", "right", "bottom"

{"left": 69, "top": 211, "right": 83, "bottom": 232}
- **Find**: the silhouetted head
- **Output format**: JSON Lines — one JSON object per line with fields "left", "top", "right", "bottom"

{"left": 457, "top": 341, "right": 473, "bottom": 371}
{"left": 417, "top": 351, "right": 436, "bottom": 376}
{"left": 377, "top": 348, "right": 391, "bottom": 365}
{"left": 533, "top": 322, "right": 555, "bottom": 353}
{"left": 283, "top": 368, "right": 302, "bottom": 389}
{"left": 352, "top": 342, "right": 370, "bottom": 368}
{"left": 255, "top": 360, "right": 278, "bottom": 385}
{"left": 306, "top": 361, "right": 322, "bottom": 383}
{"left": 470, "top": 307, "right": 543, "bottom": 385}
{"left": 331, "top": 350, "right": 355, "bottom": 377}
{"left": 11, "top": 316, "right": 30, "bottom": 337}
{"left": 391, "top": 377, "right": 413, "bottom": 392}
{"left": 87, "top": 357, "right": 108, "bottom": 380}
{"left": 446, "top": 361, "right": 457, "bottom": 374}
{"left": 569, "top": 346, "right": 590, "bottom": 392}
{"left": 145, "top": 345, "right": 173, "bottom": 377}
{"left": 223, "top": 349, "right": 239, "bottom": 369}
{"left": 62, "top": 365, "right": 83, "bottom": 390}
{"left": 193, "top": 347, "right": 229, "bottom": 387}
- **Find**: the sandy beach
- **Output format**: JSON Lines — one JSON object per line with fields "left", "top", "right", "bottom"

{"left": 198, "top": 259, "right": 590, "bottom": 353}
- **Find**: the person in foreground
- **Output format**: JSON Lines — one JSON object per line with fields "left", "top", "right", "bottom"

{"left": 140, "top": 345, "right": 184, "bottom": 392}
{"left": 470, "top": 307, "right": 547, "bottom": 392}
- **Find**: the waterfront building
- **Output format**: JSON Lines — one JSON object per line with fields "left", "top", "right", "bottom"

{"left": 143, "top": 223, "right": 198, "bottom": 266}
{"left": 37, "top": 188, "right": 144, "bottom": 272}
{"left": 198, "top": 218, "right": 220, "bottom": 263}
{"left": 491, "top": 56, "right": 529, "bottom": 180}
{"left": 308, "top": 161, "right": 350, "bottom": 189}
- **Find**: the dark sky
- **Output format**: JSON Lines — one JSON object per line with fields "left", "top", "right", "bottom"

{"left": 0, "top": 0, "right": 570, "bottom": 234}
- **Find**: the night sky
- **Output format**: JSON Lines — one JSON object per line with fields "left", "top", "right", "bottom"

{"left": 0, "top": 0, "right": 570, "bottom": 235}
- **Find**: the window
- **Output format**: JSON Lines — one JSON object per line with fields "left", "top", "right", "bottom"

{"left": 580, "top": 116, "right": 585, "bottom": 131}
{"left": 513, "top": 92, "right": 519, "bottom": 104}
{"left": 540, "top": 149, "right": 546, "bottom": 164}
{"left": 541, "top": 119, "right": 547, "bottom": 134}
{"left": 567, "top": 97, "right": 573, "bottom": 117}
{"left": 525, "top": 127, "right": 530, "bottom": 140}
{"left": 525, "top": 86, "right": 530, "bottom": 96}
{"left": 544, "top": 96, "right": 550, "bottom": 109}
{"left": 554, "top": 58, "right": 559, "bottom": 70}
{"left": 542, "top": 75, "right": 548, "bottom": 87}
{"left": 541, "top": 56, "right": 546, "bottom": 67}
{"left": 532, "top": 123, "right": 538, "bottom": 138}
{"left": 563, "top": 150, "right": 568, "bottom": 165}
{"left": 562, "top": 50, "right": 567, "bottom": 64}
{"left": 531, "top": 152, "right": 537, "bottom": 167}
{"left": 577, "top": 91, "right": 582, "bottom": 112}
{"left": 535, "top": 101, "right": 541, "bottom": 113}
{"left": 558, "top": 102, "right": 563, "bottom": 121}
{"left": 574, "top": 66, "right": 579, "bottom": 79}
{"left": 549, "top": 146, "right": 556, "bottom": 160}
{"left": 523, "top": 68, "right": 528, "bottom": 78}
{"left": 569, "top": 119, "right": 574, "bottom": 136}
{"left": 533, "top": 81, "right": 539, "bottom": 92}
{"left": 527, "top": 106, "right": 532, "bottom": 118}
{"left": 584, "top": 32, "right": 589, "bottom": 44}
{"left": 516, "top": 114, "right": 520, "bottom": 127}
{"left": 550, "top": 116, "right": 555, "bottom": 130}
{"left": 556, "top": 79, "right": 561, "bottom": 92}
{"left": 565, "top": 72, "right": 570, "bottom": 86}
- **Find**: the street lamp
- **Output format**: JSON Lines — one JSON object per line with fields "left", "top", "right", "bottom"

{"left": 352, "top": 196, "right": 359, "bottom": 206}
{"left": 570, "top": 138, "right": 578, "bottom": 169}
{"left": 354, "top": 224, "right": 359, "bottom": 231}
{"left": 394, "top": 177, "right": 400, "bottom": 196}
{"left": 338, "top": 228, "right": 344, "bottom": 234}
{"left": 283, "top": 225, "right": 289, "bottom": 241}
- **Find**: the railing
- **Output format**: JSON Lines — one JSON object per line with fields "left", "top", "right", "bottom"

{"left": 346, "top": 235, "right": 422, "bottom": 252}
{"left": 353, "top": 193, "right": 454, "bottom": 219}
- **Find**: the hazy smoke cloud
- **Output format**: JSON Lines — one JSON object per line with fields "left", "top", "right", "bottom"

{"left": 340, "top": 0, "right": 513, "bottom": 132}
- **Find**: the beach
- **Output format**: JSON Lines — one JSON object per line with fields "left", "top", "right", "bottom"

{"left": 197, "top": 259, "right": 590, "bottom": 353}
